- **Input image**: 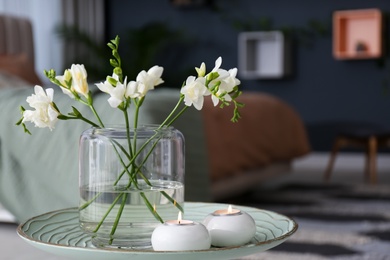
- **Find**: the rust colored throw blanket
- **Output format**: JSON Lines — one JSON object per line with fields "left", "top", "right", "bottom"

{"left": 202, "top": 92, "right": 311, "bottom": 182}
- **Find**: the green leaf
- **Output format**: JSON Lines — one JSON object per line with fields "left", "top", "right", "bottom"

{"left": 22, "top": 123, "right": 32, "bottom": 135}
{"left": 110, "top": 59, "right": 118, "bottom": 67}
{"left": 107, "top": 42, "right": 115, "bottom": 50}
{"left": 15, "top": 117, "right": 23, "bottom": 126}
{"left": 71, "top": 106, "right": 81, "bottom": 117}
{"left": 236, "top": 101, "right": 245, "bottom": 108}
{"left": 57, "top": 115, "right": 70, "bottom": 120}
{"left": 51, "top": 102, "right": 61, "bottom": 114}
{"left": 16, "top": 106, "right": 26, "bottom": 126}
{"left": 112, "top": 35, "right": 120, "bottom": 45}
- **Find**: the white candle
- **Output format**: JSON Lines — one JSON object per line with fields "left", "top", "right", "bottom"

{"left": 151, "top": 212, "right": 211, "bottom": 251}
{"left": 213, "top": 205, "right": 241, "bottom": 216}
{"left": 203, "top": 205, "right": 256, "bottom": 247}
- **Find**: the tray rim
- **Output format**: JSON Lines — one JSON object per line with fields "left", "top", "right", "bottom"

{"left": 17, "top": 202, "right": 298, "bottom": 254}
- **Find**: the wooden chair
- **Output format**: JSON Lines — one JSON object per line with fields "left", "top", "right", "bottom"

{"left": 324, "top": 126, "right": 390, "bottom": 184}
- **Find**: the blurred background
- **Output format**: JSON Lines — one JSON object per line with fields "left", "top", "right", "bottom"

{"left": 2, "top": 0, "right": 390, "bottom": 151}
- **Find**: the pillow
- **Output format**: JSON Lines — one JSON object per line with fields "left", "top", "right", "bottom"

{"left": 0, "top": 54, "right": 42, "bottom": 85}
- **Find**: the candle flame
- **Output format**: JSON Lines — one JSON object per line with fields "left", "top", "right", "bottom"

{"left": 177, "top": 211, "right": 182, "bottom": 224}
{"left": 228, "top": 205, "right": 233, "bottom": 214}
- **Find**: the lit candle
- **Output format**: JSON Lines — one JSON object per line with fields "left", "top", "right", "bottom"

{"left": 203, "top": 205, "right": 256, "bottom": 247}
{"left": 151, "top": 212, "right": 211, "bottom": 251}
{"left": 213, "top": 205, "right": 241, "bottom": 216}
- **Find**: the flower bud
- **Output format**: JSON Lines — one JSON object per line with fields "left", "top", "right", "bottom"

{"left": 114, "top": 67, "right": 122, "bottom": 77}
{"left": 70, "top": 64, "right": 89, "bottom": 98}
{"left": 64, "top": 69, "right": 72, "bottom": 82}
{"left": 195, "top": 62, "right": 206, "bottom": 77}
{"left": 107, "top": 76, "right": 117, "bottom": 86}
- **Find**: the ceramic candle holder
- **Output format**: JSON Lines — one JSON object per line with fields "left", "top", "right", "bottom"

{"left": 203, "top": 205, "right": 256, "bottom": 247}
{"left": 151, "top": 213, "right": 211, "bottom": 251}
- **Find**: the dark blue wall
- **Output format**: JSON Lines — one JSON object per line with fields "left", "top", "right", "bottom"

{"left": 107, "top": 0, "right": 390, "bottom": 151}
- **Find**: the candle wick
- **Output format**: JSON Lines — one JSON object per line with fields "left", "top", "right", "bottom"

{"left": 178, "top": 220, "right": 181, "bottom": 224}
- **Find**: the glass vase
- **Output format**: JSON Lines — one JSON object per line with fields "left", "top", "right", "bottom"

{"left": 78, "top": 125, "right": 185, "bottom": 249}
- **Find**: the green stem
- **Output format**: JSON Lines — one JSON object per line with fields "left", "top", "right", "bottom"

{"left": 109, "top": 193, "right": 129, "bottom": 245}
{"left": 84, "top": 97, "right": 187, "bottom": 235}
{"left": 133, "top": 136, "right": 162, "bottom": 186}
{"left": 158, "top": 96, "right": 184, "bottom": 128}
{"left": 79, "top": 116, "right": 100, "bottom": 128}
{"left": 79, "top": 192, "right": 102, "bottom": 210}
{"left": 59, "top": 115, "right": 100, "bottom": 128}
{"left": 122, "top": 106, "right": 136, "bottom": 186}
{"left": 133, "top": 98, "right": 143, "bottom": 128}
{"left": 101, "top": 99, "right": 145, "bottom": 240}
{"left": 112, "top": 142, "right": 136, "bottom": 185}
{"left": 166, "top": 106, "right": 188, "bottom": 127}
{"left": 111, "top": 130, "right": 160, "bottom": 186}
{"left": 93, "top": 193, "right": 124, "bottom": 233}
{"left": 123, "top": 106, "right": 133, "bottom": 159}
{"left": 115, "top": 96, "right": 186, "bottom": 176}
{"left": 141, "top": 192, "right": 164, "bottom": 223}
{"left": 161, "top": 191, "right": 184, "bottom": 213}
{"left": 85, "top": 92, "right": 104, "bottom": 128}
{"left": 89, "top": 104, "right": 104, "bottom": 128}
{"left": 131, "top": 98, "right": 143, "bottom": 176}
{"left": 70, "top": 91, "right": 104, "bottom": 128}
{"left": 131, "top": 134, "right": 184, "bottom": 214}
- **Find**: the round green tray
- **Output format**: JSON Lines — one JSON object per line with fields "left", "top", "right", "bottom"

{"left": 17, "top": 202, "right": 297, "bottom": 260}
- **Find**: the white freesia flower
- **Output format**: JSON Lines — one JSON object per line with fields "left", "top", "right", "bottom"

{"left": 211, "top": 57, "right": 222, "bottom": 72}
{"left": 95, "top": 73, "right": 119, "bottom": 93}
{"left": 22, "top": 85, "right": 59, "bottom": 130}
{"left": 95, "top": 73, "right": 126, "bottom": 108}
{"left": 107, "top": 79, "right": 127, "bottom": 108}
{"left": 211, "top": 67, "right": 241, "bottom": 106}
{"left": 95, "top": 80, "right": 114, "bottom": 94}
{"left": 180, "top": 76, "right": 210, "bottom": 110}
{"left": 136, "top": 66, "right": 164, "bottom": 93}
{"left": 55, "top": 69, "right": 73, "bottom": 98}
{"left": 125, "top": 81, "right": 141, "bottom": 99}
{"left": 223, "top": 68, "right": 240, "bottom": 90}
{"left": 70, "top": 64, "right": 89, "bottom": 98}
{"left": 126, "top": 66, "right": 164, "bottom": 99}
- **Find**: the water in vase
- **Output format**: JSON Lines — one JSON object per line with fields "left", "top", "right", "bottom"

{"left": 79, "top": 180, "right": 184, "bottom": 249}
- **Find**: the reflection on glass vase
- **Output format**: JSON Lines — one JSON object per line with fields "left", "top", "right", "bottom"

{"left": 78, "top": 125, "right": 185, "bottom": 249}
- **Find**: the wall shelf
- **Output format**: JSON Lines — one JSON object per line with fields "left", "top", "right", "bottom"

{"left": 238, "top": 31, "right": 291, "bottom": 79}
{"left": 333, "top": 8, "right": 383, "bottom": 60}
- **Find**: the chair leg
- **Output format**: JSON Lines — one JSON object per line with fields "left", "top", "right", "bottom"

{"left": 324, "top": 137, "right": 343, "bottom": 181}
{"left": 364, "top": 143, "right": 370, "bottom": 180}
{"left": 366, "top": 136, "right": 378, "bottom": 184}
